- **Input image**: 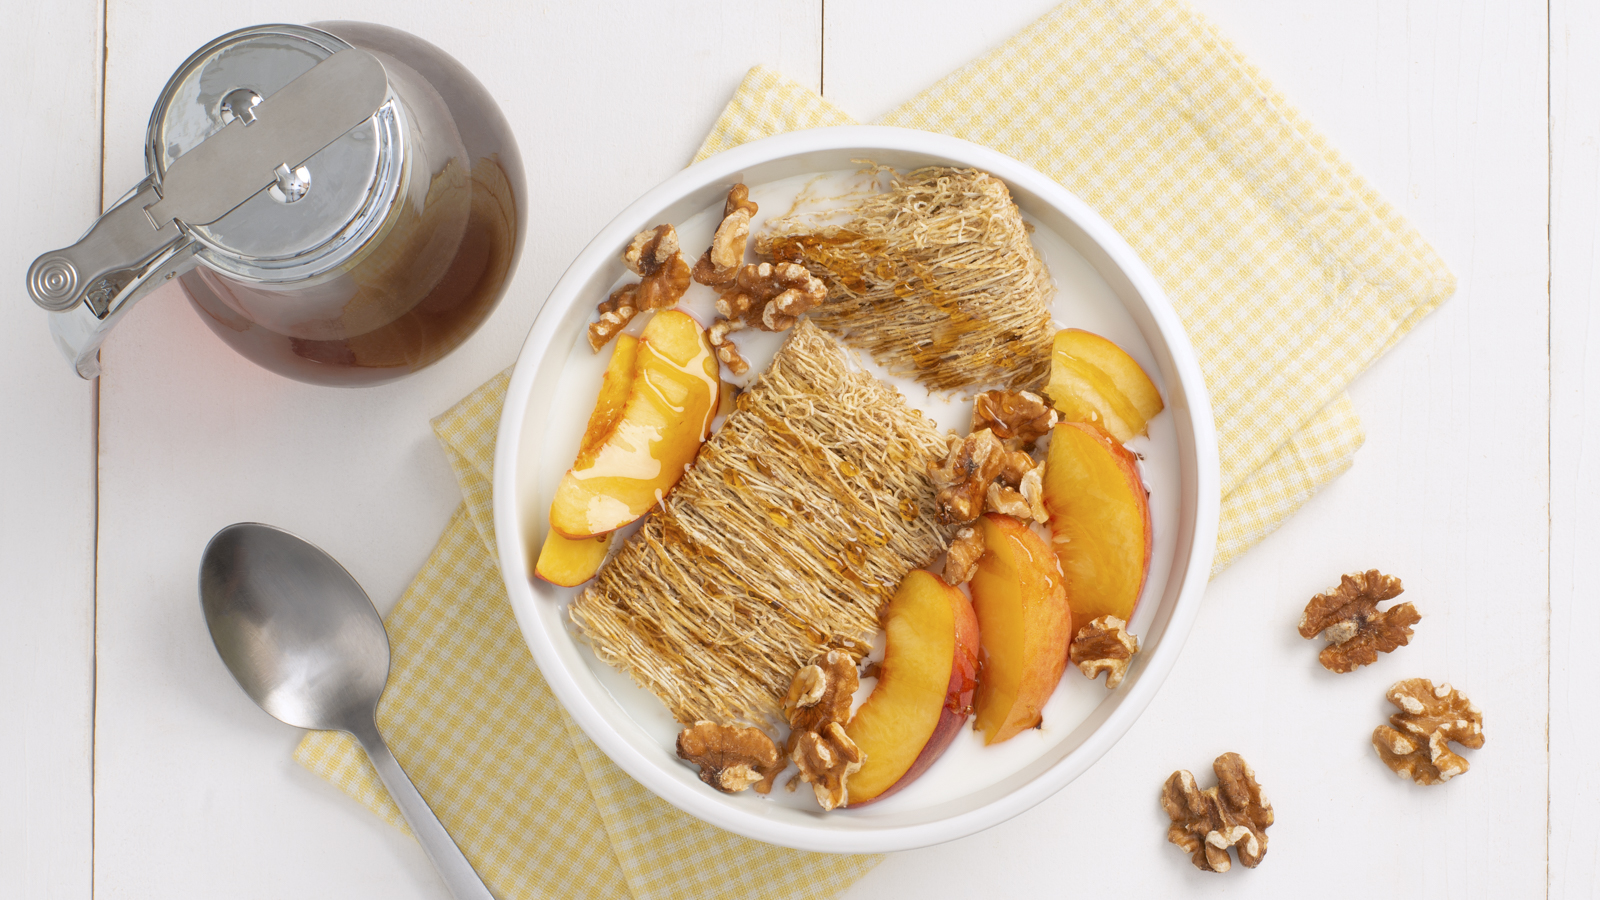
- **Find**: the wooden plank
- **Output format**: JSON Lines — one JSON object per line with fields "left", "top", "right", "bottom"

{"left": 824, "top": 1, "right": 1551, "bottom": 897}
{"left": 89, "top": 2, "right": 820, "bottom": 897}
{"left": 0, "top": 3, "right": 103, "bottom": 899}
{"left": 1550, "top": 0, "right": 1599, "bottom": 895}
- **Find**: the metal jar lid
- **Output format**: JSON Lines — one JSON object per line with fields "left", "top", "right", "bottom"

{"left": 147, "top": 23, "right": 403, "bottom": 282}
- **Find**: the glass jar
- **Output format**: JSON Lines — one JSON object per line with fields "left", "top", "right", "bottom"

{"left": 27, "top": 22, "right": 525, "bottom": 385}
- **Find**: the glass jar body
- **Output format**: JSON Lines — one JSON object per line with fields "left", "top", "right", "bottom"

{"left": 180, "top": 22, "right": 524, "bottom": 385}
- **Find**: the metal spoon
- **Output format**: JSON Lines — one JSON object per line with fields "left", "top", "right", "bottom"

{"left": 199, "top": 522, "right": 495, "bottom": 900}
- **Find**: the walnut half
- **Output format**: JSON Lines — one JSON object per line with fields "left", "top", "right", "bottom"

{"left": 675, "top": 721, "right": 785, "bottom": 794}
{"left": 1298, "top": 570, "right": 1420, "bottom": 673}
{"left": 1070, "top": 616, "right": 1139, "bottom": 688}
{"left": 693, "top": 184, "right": 759, "bottom": 288}
{"left": 622, "top": 224, "right": 692, "bottom": 310}
{"left": 704, "top": 259, "right": 828, "bottom": 378}
{"left": 791, "top": 722, "right": 864, "bottom": 812}
{"left": 716, "top": 261, "right": 827, "bottom": 331}
{"left": 1373, "top": 678, "right": 1484, "bottom": 785}
{"left": 783, "top": 650, "right": 863, "bottom": 810}
{"left": 1160, "top": 753, "right": 1273, "bottom": 873}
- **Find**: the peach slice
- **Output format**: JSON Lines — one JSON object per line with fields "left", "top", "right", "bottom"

{"left": 846, "top": 570, "right": 980, "bottom": 806}
{"left": 533, "top": 530, "right": 613, "bottom": 587}
{"left": 534, "top": 334, "right": 640, "bottom": 585}
{"left": 1044, "top": 328, "right": 1164, "bottom": 443}
{"left": 549, "top": 310, "right": 719, "bottom": 539}
{"left": 1043, "top": 421, "right": 1153, "bottom": 626}
{"left": 969, "top": 514, "right": 1073, "bottom": 744}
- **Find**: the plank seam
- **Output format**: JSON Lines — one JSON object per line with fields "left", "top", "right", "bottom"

{"left": 1544, "top": 0, "right": 1553, "bottom": 895}
{"left": 91, "top": 1, "right": 107, "bottom": 897}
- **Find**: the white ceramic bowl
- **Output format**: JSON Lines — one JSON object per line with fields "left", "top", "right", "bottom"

{"left": 493, "top": 126, "right": 1219, "bottom": 853}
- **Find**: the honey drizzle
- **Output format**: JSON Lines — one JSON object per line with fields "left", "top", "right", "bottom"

{"left": 761, "top": 166, "right": 1054, "bottom": 393}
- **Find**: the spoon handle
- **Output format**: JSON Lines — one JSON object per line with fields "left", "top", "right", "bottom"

{"left": 352, "top": 719, "right": 496, "bottom": 900}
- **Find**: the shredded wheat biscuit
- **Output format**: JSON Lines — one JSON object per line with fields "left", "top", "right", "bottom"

{"left": 760, "top": 166, "right": 1054, "bottom": 393}
{"left": 569, "top": 321, "right": 955, "bottom": 727}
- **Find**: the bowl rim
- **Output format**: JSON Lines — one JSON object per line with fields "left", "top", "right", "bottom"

{"left": 493, "top": 125, "right": 1220, "bottom": 853}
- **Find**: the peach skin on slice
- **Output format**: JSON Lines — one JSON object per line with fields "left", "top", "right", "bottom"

{"left": 549, "top": 310, "right": 719, "bottom": 539}
{"left": 970, "top": 514, "right": 1073, "bottom": 744}
{"left": 1044, "top": 328, "right": 1163, "bottom": 443}
{"left": 1043, "top": 421, "right": 1153, "bottom": 626}
{"left": 577, "top": 333, "right": 640, "bottom": 462}
{"left": 846, "top": 570, "right": 980, "bottom": 806}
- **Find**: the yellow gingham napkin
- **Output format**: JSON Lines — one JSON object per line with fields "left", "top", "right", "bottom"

{"left": 295, "top": 1, "right": 1452, "bottom": 896}
{"left": 297, "top": 374, "right": 877, "bottom": 899}
{"left": 697, "top": 5, "right": 1452, "bottom": 570}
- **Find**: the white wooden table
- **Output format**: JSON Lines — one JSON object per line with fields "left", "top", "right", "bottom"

{"left": 3, "top": 1, "right": 1591, "bottom": 897}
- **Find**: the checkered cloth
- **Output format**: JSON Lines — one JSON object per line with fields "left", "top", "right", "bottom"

{"left": 294, "top": 2, "right": 1451, "bottom": 897}
{"left": 697, "top": 8, "right": 1451, "bottom": 570}
{"left": 296, "top": 374, "right": 876, "bottom": 899}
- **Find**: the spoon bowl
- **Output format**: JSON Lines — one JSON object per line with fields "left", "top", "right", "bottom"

{"left": 199, "top": 523, "right": 388, "bottom": 730}
{"left": 199, "top": 522, "right": 495, "bottom": 900}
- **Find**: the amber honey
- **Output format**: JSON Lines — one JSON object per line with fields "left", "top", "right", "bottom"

{"left": 181, "top": 22, "right": 524, "bottom": 385}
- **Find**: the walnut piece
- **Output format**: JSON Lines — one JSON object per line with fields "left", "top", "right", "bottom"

{"left": 675, "top": 720, "right": 785, "bottom": 794}
{"left": 783, "top": 650, "right": 863, "bottom": 810}
{"left": 972, "top": 390, "right": 1058, "bottom": 450}
{"left": 1373, "top": 678, "right": 1484, "bottom": 785}
{"left": 1160, "top": 752, "right": 1273, "bottom": 873}
{"left": 624, "top": 224, "right": 679, "bottom": 277}
{"left": 928, "top": 429, "right": 1007, "bottom": 525}
{"left": 944, "top": 526, "right": 985, "bottom": 585}
{"left": 708, "top": 317, "right": 749, "bottom": 376}
{"left": 1018, "top": 464, "right": 1048, "bottom": 523}
{"left": 985, "top": 482, "right": 1031, "bottom": 520}
{"left": 723, "top": 183, "right": 760, "bottom": 218}
{"left": 985, "top": 466, "right": 1047, "bottom": 523}
{"left": 784, "top": 649, "right": 856, "bottom": 739}
{"left": 693, "top": 184, "right": 759, "bottom": 288}
{"left": 1070, "top": 616, "right": 1140, "bottom": 688}
{"left": 587, "top": 286, "right": 640, "bottom": 351}
{"left": 588, "top": 225, "right": 692, "bottom": 351}
{"left": 791, "top": 722, "right": 864, "bottom": 811}
{"left": 1298, "top": 570, "right": 1420, "bottom": 673}
{"left": 715, "top": 261, "right": 828, "bottom": 332}
{"left": 996, "top": 448, "right": 1037, "bottom": 488}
